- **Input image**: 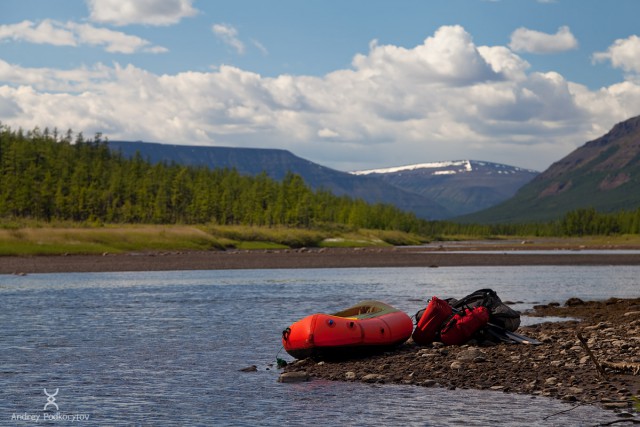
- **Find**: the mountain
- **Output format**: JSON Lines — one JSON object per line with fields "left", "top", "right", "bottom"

{"left": 351, "top": 160, "right": 539, "bottom": 217}
{"left": 108, "top": 141, "right": 451, "bottom": 219}
{"left": 460, "top": 115, "right": 640, "bottom": 223}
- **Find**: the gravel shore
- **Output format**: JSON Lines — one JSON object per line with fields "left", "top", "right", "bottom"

{"left": 3, "top": 245, "right": 640, "bottom": 274}
{"left": 282, "top": 297, "right": 640, "bottom": 416}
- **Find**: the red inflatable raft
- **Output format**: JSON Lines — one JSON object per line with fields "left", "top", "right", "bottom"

{"left": 282, "top": 300, "right": 413, "bottom": 359}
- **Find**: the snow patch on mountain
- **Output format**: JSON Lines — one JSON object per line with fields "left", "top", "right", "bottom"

{"left": 351, "top": 160, "right": 538, "bottom": 176}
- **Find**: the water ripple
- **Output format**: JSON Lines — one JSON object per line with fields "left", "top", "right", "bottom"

{"left": 2, "top": 266, "right": 637, "bottom": 425}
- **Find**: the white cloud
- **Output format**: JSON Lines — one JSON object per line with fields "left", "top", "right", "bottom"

{"left": 0, "top": 95, "right": 21, "bottom": 118}
{"left": 477, "top": 46, "right": 530, "bottom": 80}
{"left": 0, "top": 19, "right": 166, "bottom": 54}
{"left": 212, "top": 24, "right": 245, "bottom": 55}
{"left": 509, "top": 26, "right": 578, "bottom": 54}
{"left": 69, "top": 22, "right": 168, "bottom": 54}
{"left": 251, "top": 39, "right": 269, "bottom": 56}
{"left": 0, "top": 58, "right": 118, "bottom": 93}
{"left": 353, "top": 26, "right": 499, "bottom": 85}
{"left": 1, "top": 25, "right": 638, "bottom": 172}
{"left": 593, "top": 35, "right": 640, "bottom": 75}
{"left": 318, "top": 128, "right": 339, "bottom": 138}
{"left": 87, "top": 0, "right": 198, "bottom": 26}
{"left": 0, "top": 20, "right": 76, "bottom": 47}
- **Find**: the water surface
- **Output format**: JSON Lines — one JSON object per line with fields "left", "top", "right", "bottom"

{"left": 1, "top": 266, "right": 638, "bottom": 426}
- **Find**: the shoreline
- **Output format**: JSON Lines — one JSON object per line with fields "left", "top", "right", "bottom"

{"left": 3, "top": 245, "right": 640, "bottom": 274}
{"left": 282, "top": 298, "right": 640, "bottom": 415}
{"left": 4, "top": 244, "right": 639, "bottom": 415}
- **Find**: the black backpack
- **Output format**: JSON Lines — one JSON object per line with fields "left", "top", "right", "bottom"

{"left": 448, "top": 289, "right": 520, "bottom": 332}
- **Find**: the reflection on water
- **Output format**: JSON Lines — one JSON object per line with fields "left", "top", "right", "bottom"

{"left": 1, "top": 266, "right": 637, "bottom": 425}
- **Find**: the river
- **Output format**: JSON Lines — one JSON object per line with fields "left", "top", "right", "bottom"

{"left": 1, "top": 265, "right": 638, "bottom": 426}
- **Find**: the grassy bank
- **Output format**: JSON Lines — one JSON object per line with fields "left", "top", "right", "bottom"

{"left": 2, "top": 222, "right": 639, "bottom": 257}
{"left": 0, "top": 223, "right": 429, "bottom": 256}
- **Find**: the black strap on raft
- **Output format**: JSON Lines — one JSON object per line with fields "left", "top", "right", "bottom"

{"left": 275, "top": 345, "right": 288, "bottom": 368}
{"left": 282, "top": 327, "right": 291, "bottom": 341}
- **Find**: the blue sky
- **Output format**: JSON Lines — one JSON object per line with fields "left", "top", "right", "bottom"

{"left": 2, "top": 0, "right": 640, "bottom": 172}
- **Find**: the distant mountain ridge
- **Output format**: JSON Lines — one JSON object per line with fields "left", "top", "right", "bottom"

{"left": 108, "top": 141, "right": 541, "bottom": 220}
{"left": 108, "top": 141, "right": 450, "bottom": 219}
{"left": 352, "top": 160, "right": 539, "bottom": 217}
{"left": 461, "top": 115, "right": 640, "bottom": 223}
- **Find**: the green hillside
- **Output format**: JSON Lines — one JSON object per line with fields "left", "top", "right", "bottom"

{"left": 460, "top": 116, "right": 640, "bottom": 224}
{"left": 466, "top": 166, "right": 640, "bottom": 224}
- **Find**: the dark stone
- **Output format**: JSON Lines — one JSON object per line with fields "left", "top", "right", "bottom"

{"left": 566, "top": 297, "right": 585, "bottom": 306}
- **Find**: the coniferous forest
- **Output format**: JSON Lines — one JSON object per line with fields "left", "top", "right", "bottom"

{"left": 2, "top": 124, "right": 640, "bottom": 239}
{"left": 0, "top": 125, "right": 425, "bottom": 232}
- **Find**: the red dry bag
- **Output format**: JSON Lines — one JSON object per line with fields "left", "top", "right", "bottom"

{"left": 440, "top": 306, "right": 490, "bottom": 346}
{"left": 412, "top": 296, "right": 452, "bottom": 345}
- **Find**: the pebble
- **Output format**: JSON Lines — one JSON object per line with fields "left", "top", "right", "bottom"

{"left": 456, "top": 348, "right": 485, "bottom": 361}
{"left": 602, "top": 402, "right": 629, "bottom": 409}
{"left": 361, "top": 374, "right": 386, "bottom": 383}
{"left": 278, "top": 371, "right": 309, "bottom": 383}
{"left": 450, "top": 361, "right": 463, "bottom": 370}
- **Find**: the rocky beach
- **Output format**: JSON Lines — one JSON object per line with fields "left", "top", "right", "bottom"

{"left": 282, "top": 297, "right": 640, "bottom": 418}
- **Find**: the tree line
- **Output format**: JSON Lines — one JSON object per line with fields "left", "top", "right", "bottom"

{"left": 426, "top": 207, "right": 640, "bottom": 237}
{"left": 0, "top": 124, "right": 425, "bottom": 232}
{"left": 2, "top": 124, "right": 638, "bottom": 237}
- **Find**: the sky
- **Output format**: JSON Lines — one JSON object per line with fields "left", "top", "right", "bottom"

{"left": 2, "top": 1, "right": 640, "bottom": 172}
